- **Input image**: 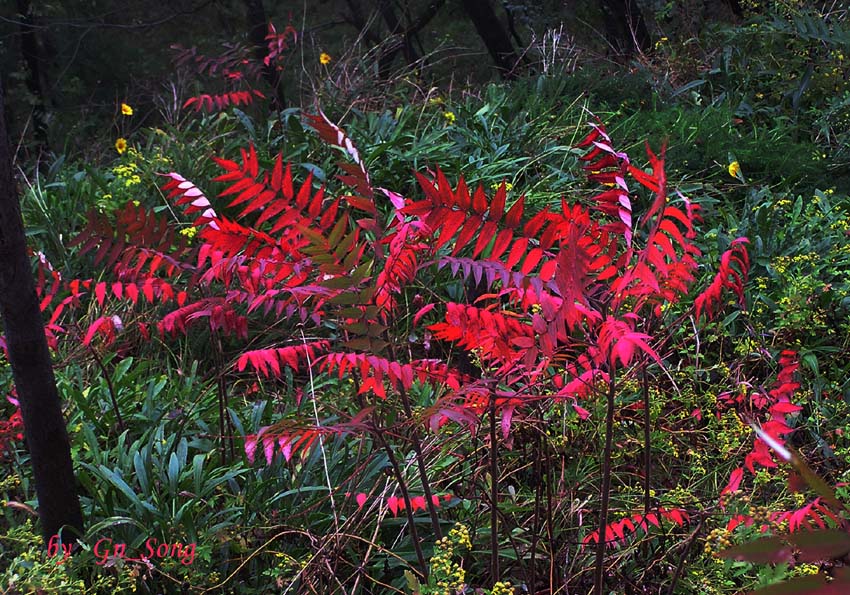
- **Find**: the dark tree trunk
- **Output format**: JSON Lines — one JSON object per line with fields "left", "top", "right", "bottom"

{"left": 379, "top": 0, "right": 419, "bottom": 65}
{"left": 460, "top": 0, "right": 520, "bottom": 79}
{"left": 600, "top": 0, "right": 651, "bottom": 57}
{"left": 0, "top": 78, "right": 83, "bottom": 545}
{"left": 501, "top": 1, "right": 526, "bottom": 51}
{"left": 343, "top": 0, "right": 381, "bottom": 45}
{"left": 16, "top": 0, "right": 50, "bottom": 150}
{"left": 725, "top": 0, "right": 744, "bottom": 17}
{"left": 343, "top": 0, "right": 446, "bottom": 80}
{"left": 243, "top": 0, "right": 286, "bottom": 108}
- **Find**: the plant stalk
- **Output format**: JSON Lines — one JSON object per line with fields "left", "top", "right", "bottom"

{"left": 375, "top": 427, "right": 428, "bottom": 577}
{"left": 593, "top": 373, "right": 617, "bottom": 595}
{"left": 388, "top": 338, "right": 442, "bottom": 539}
{"left": 490, "top": 395, "right": 499, "bottom": 582}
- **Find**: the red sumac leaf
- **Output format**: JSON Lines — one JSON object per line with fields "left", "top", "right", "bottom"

{"left": 504, "top": 196, "right": 524, "bottom": 228}
{"left": 95, "top": 282, "right": 106, "bottom": 307}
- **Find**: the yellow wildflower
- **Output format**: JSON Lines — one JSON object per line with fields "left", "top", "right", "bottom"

{"left": 319, "top": 52, "right": 332, "bottom": 65}
{"left": 443, "top": 111, "right": 456, "bottom": 125}
{"left": 121, "top": 103, "right": 133, "bottom": 116}
{"left": 728, "top": 160, "right": 741, "bottom": 178}
{"left": 115, "top": 138, "right": 127, "bottom": 154}
{"left": 180, "top": 227, "right": 198, "bottom": 238}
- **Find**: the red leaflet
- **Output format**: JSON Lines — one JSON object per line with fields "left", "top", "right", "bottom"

{"left": 83, "top": 315, "right": 119, "bottom": 347}
{"left": 721, "top": 467, "right": 744, "bottom": 498}
{"left": 95, "top": 282, "right": 107, "bottom": 307}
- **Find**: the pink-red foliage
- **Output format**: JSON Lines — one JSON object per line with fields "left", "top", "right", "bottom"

{"left": 582, "top": 507, "right": 690, "bottom": 548}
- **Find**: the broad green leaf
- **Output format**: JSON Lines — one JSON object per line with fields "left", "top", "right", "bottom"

{"left": 168, "top": 452, "right": 180, "bottom": 495}
{"left": 133, "top": 451, "right": 150, "bottom": 495}
{"left": 192, "top": 454, "right": 205, "bottom": 495}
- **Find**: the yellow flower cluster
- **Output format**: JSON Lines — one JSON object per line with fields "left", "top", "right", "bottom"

{"left": 429, "top": 543, "right": 466, "bottom": 594}
{"left": 491, "top": 581, "right": 514, "bottom": 595}
{"left": 448, "top": 523, "right": 472, "bottom": 550}
{"left": 772, "top": 252, "right": 819, "bottom": 275}
{"left": 716, "top": 410, "right": 747, "bottom": 453}
{"left": 704, "top": 527, "right": 732, "bottom": 556}
{"left": 793, "top": 563, "right": 822, "bottom": 577}
{"left": 0, "top": 473, "right": 21, "bottom": 494}
{"left": 180, "top": 227, "right": 198, "bottom": 238}
{"left": 113, "top": 162, "right": 141, "bottom": 187}
{"left": 443, "top": 111, "right": 457, "bottom": 125}
{"left": 426, "top": 523, "right": 472, "bottom": 595}
{"left": 830, "top": 217, "right": 850, "bottom": 232}
{"left": 490, "top": 181, "right": 514, "bottom": 192}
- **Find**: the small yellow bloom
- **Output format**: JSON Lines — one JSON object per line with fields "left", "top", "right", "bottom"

{"left": 443, "top": 111, "right": 456, "bottom": 125}
{"left": 728, "top": 160, "right": 741, "bottom": 178}
{"left": 115, "top": 138, "right": 127, "bottom": 154}
{"left": 121, "top": 103, "right": 133, "bottom": 116}
{"left": 319, "top": 52, "right": 332, "bottom": 65}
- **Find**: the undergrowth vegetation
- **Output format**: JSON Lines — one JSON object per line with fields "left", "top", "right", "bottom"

{"left": 2, "top": 2, "right": 850, "bottom": 594}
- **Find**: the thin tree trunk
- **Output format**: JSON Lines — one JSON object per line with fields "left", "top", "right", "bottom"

{"left": 461, "top": 0, "right": 520, "bottom": 79}
{"left": 16, "top": 0, "right": 50, "bottom": 151}
{"left": 0, "top": 77, "right": 83, "bottom": 544}
{"left": 243, "top": 0, "right": 286, "bottom": 108}
{"left": 600, "top": 0, "right": 651, "bottom": 57}
{"left": 501, "top": 1, "right": 526, "bottom": 51}
{"left": 379, "top": 0, "right": 419, "bottom": 65}
{"left": 723, "top": 0, "right": 744, "bottom": 17}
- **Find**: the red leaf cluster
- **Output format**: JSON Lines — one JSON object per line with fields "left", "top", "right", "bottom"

{"left": 582, "top": 507, "right": 690, "bottom": 548}
{"left": 721, "top": 351, "right": 803, "bottom": 499}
